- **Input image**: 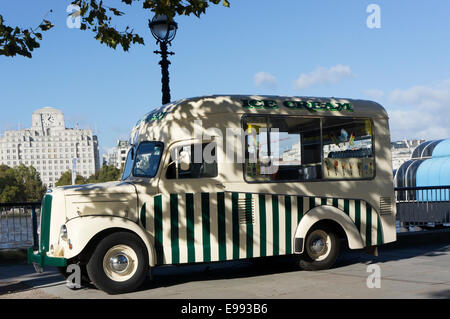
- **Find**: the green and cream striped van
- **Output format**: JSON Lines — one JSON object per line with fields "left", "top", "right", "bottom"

{"left": 28, "top": 95, "right": 396, "bottom": 294}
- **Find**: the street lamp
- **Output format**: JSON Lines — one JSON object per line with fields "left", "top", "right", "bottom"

{"left": 149, "top": 15, "right": 178, "bottom": 105}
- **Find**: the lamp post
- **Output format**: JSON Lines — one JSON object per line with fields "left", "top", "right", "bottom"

{"left": 149, "top": 15, "right": 178, "bottom": 105}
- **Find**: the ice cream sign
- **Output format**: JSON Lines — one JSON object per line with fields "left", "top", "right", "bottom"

{"left": 241, "top": 99, "right": 354, "bottom": 113}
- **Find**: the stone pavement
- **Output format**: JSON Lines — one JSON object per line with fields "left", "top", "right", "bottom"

{"left": 0, "top": 230, "right": 449, "bottom": 299}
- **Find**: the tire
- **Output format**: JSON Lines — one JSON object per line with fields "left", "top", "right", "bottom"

{"left": 86, "top": 232, "right": 149, "bottom": 294}
{"left": 297, "top": 227, "right": 340, "bottom": 271}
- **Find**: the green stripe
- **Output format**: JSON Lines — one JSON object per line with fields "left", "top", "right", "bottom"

{"left": 140, "top": 203, "right": 147, "bottom": 229}
{"left": 297, "top": 196, "right": 303, "bottom": 223}
{"left": 259, "top": 194, "right": 266, "bottom": 257}
{"left": 232, "top": 192, "right": 240, "bottom": 259}
{"left": 309, "top": 197, "right": 315, "bottom": 210}
{"left": 186, "top": 193, "right": 195, "bottom": 263}
{"left": 332, "top": 198, "right": 339, "bottom": 209}
{"left": 170, "top": 194, "right": 179, "bottom": 264}
{"left": 321, "top": 197, "right": 327, "bottom": 205}
{"left": 285, "top": 196, "right": 292, "bottom": 254}
{"left": 245, "top": 193, "right": 253, "bottom": 259}
{"left": 217, "top": 192, "right": 226, "bottom": 261}
{"left": 201, "top": 192, "right": 211, "bottom": 262}
{"left": 154, "top": 195, "right": 163, "bottom": 265}
{"left": 40, "top": 195, "right": 52, "bottom": 253}
{"left": 343, "top": 199, "right": 350, "bottom": 215}
{"left": 377, "top": 216, "right": 383, "bottom": 245}
{"left": 354, "top": 200, "right": 361, "bottom": 231}
{"left": 366, "top": 204, "right": 372, "bottom": 246}
{"left": 272, "top": 195, "right": 279, "bottom": 256}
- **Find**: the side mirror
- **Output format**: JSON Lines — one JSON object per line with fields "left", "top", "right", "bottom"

{"left": 179, "top": 150, "right": 190, "bottom": 171}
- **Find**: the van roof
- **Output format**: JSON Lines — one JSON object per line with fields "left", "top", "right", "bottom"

{"left": 131, "top": 95, "right": 388, "bottom": 143}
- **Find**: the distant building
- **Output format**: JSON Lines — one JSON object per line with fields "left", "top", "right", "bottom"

{"left": 103, "top": 140, "right": 130, "bottom": 169}
{"left": 0, "top": 107, "right": 100, "bottom": 188}
{"left": 280, "top": 141, "right": 301, "bottom": 164}
{"left": 391, "top": 139, "right": 426, "bottom": 171}
{"left": 116, "top": 140, "right": 130, "bottom": 169}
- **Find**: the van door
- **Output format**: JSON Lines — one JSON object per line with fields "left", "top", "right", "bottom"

{"left": 154, "top": 139, "right": 221, "bottom": 265}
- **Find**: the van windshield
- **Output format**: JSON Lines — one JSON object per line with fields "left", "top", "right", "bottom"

{"left": 121, "top": 142, "right": 164, "bottom": 180}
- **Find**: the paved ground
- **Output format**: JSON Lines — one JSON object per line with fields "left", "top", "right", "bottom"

{"left": 1, "top": 230, "right": 449, "bottom": 299}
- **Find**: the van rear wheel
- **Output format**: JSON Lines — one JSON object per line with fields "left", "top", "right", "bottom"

{"left": 86, "top": 232, "right": 149, "bottom": 294}
{"left": 297, "top": 227, "right": 340, "bottom": 271}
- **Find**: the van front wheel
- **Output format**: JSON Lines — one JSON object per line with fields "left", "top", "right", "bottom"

{"left": 297, "top": 228, "right": 340, "bottom": 271}
{"left": 86, "top": 232, "right": 149, "bottom": 294}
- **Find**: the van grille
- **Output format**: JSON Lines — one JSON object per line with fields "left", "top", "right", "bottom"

{"left": 238, "top": 196, "right": 255, "bottom": 225}
{"left": 380, "top": 197, "right": 392, "bottom": 215}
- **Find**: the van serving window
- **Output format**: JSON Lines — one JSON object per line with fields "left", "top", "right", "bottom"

{"left": 166, "top": 142, "right": 218, "bottom": 179}
{"left": 322, "top": 118, "right": 374, "bottom": 179}
{"left": 243, "top": 115, "right": 374, "bottom": 182}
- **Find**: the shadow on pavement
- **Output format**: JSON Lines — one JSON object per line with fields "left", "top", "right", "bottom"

{"left": 0, "top": 262, "right": 66, "bottom": 296}
{"left": 137, "top": 230, "right": 450, "bottom": 291}
{"left": 427, "top": 289, "right": 450, "bottom": 299}
{"left": 1, "top": 230, "right": 449, "bottom": 295}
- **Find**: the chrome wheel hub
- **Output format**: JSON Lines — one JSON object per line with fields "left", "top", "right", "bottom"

{"left": 310, "top": 238, "right": 326, "bottom": 254}
{"left": 103, "top": 245, "right": 138, "bottom": 282}
{"left": 306, "top": 229, "right": 332, "bottom": 261}
{"left": 109, "top": 254, "right": 129, "bottom": 273}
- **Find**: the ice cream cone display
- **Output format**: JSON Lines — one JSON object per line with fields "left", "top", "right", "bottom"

{"left": 333, "top": 160, "right": 339, "bottom": 175}
{"left": 323, "top": 157, "right": 374, "bottom": 179}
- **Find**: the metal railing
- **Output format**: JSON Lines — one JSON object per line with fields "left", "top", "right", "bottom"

{"left": 0, "top": 202, "right": 41, "bottom": 250}
{"left": 395, "top": 185, "right": 450, "bottom": 227}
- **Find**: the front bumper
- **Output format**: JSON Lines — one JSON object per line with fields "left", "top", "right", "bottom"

{"left": 28, "top": 193, "right": 67, "bottom": 269}
{"left": 27, "top": 247, "right": 67, "bottom": 268}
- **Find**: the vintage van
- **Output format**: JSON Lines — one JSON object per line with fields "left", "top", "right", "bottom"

{"left": 28, "top": 95, "right": 396, "bottom": 294}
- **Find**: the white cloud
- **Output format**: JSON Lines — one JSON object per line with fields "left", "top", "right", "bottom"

{"left": 254, "top": 71, "right": 277, "bottom": 89}
{"left": 294, "top": 64, "right": 353, "bottom": 90}
{"left": 389, "top": 79, "right": 450, "bottom": 110}
{"left": 386, "top": 79, "right": 450, "bottom": 140}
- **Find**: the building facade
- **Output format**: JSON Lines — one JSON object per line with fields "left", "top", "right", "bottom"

{"left": 0, "top": 107, "right": 100, "bottom": 188}
{"left": 391, "top": 139, "right": 426, "bottom": 171}
{"left": 116, "top": 140, "right": 130, "bottom": 170}
{"left": 102, "top": 139, "right": 130, "bottom": 170}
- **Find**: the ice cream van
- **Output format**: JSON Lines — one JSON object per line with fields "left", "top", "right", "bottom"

{"left": 28, "top": 95, "right": 396, "bottom": 294}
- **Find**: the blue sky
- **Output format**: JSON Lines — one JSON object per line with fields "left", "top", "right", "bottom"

{"left": 1, "top": 0, "right": 450, "bottom": 156}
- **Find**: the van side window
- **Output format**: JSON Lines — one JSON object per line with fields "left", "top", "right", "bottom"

{"left": 244, "top": 116, "right": 321, "bottom": 181}
{"left": 322, "top": 118, "right": 374, "bottom": 179}
{"left": 166, "top": 143, "right": 218, "bottom": 179}
{"left": 243, "top": 116, "right": 375, "bottom": 182}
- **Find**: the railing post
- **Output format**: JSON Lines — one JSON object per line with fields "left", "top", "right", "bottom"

{"left": 31, "top": 205, "right": 39, "bottom": 251}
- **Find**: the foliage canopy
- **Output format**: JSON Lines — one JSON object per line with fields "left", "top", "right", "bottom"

{"left": 1, "top": 0, "right": 230, "bottom": 58}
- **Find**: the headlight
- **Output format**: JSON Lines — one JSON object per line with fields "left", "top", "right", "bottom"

{"left": 60, "top": 225, "right": 68, "bottom": 241}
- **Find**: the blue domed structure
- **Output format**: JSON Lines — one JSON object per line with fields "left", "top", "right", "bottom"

{"left": 395, "top": 139, "right": 450, "bottom": 201}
